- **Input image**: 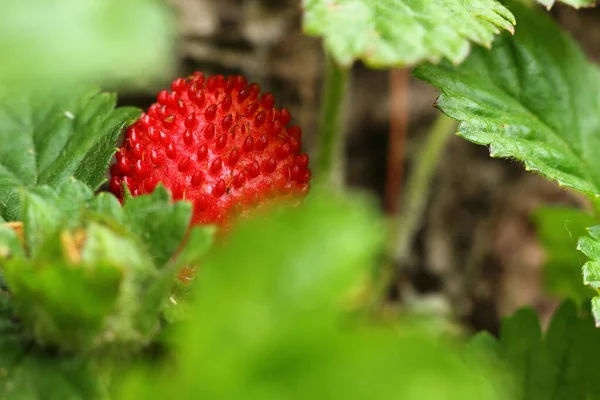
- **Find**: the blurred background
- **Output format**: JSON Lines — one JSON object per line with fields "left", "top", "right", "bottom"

{"left": 4, "top": 0, "right": 600, "bottom": 335}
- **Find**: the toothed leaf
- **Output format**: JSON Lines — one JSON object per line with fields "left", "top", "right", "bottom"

{"left": 0, "top": 87, "right": 139, "bottom": 222}
{"left": 475, "top": 301, "right": 600, "bottom": 399}
{"left": 303, "top": 0, "right": 515, "bottom": 68}
{"left": 415, "top": 1, "right": 600, "bottom": 197}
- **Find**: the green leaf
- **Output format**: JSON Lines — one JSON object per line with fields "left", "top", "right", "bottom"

{"left": 0, "top": 225, "right": 23, "bottom": 260}
{"left": 118, "top": 191, "right": 509, "bottom": 400}
{"left": 89, "top": 192, "right": 125, "bottom": 222}
{"left": 469, "top": 331, "right": 501, "bottom": 359}
{"left": 0, "top": 291, "right": 108, "bottom": 399}
{"left": 578, "top": 225, "right": 600, "bottom": 326}
{"left": 498, "top": 307, "right": 552, "bottom": 399}
{"left": 176, "top": 227, "right": 216, "bottom": 266}
{"left": 479, "top": 301, "right": 600, "bottom": 399}
{"left": 0, "top": 293, "right": 26, "bottom": 382}
{"left": 532, "top": 207, "right": 596, "bottom": 303}
{"left": 92, "top": 186, "right": 204, "bottom": 273}
{"left": 153, "top": 226, "right": 216, "bottom": 326}
{"left": 543, "top": 301, "right": 600, "bottom": 399}
{"left": 2, "top": 355, "right": 105, "bottom": 400}
{"left": 0, "top": 179, "right": 210, "bottom": 353}
{"left": 0, "top": 179, "right": 211, "bottom": 397}
{"left": 2, "top": 220, "right": 153, "bottom": 352}
{"left": 20, "top": 180, "right": 94, "bottom": 256}
{"left": 414, "top": 0, "right": 600, "bottom": 197}
{"left": 0, "top": 87, "right": 140, "bottom": 221}
{"left": 192, "top": 192, "right": 385, "bottom": 325}
{"left": 0, "top": 0, "right": 175, "bottom": 85}
{"left": 15, "top": 180, "right": 199, "bottom": 268}
{"left": 122, "top": 185, "right": 192, "bottom": 268}
{"left": 302, "top": 0, "right": 515, "bottom": 68}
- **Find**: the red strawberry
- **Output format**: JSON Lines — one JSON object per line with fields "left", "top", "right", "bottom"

{"left": 110, "top": 72, "right": 311, "bottom": 230}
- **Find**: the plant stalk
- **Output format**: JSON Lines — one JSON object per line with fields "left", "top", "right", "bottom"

{"left": 390, "top": 114, "right": 457, "bottom": 261}
{"left": 385, "top": 68, "right": 410, "bottom": 214}
{"left": 369, "top": 113, "right": 456, "bottom": 310}
{"left": 316, "top": 53, "right": 350, "bottom": 186}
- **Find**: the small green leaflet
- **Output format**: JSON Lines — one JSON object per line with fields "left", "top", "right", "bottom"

{"left": 0, "top": 86, "right": 139, "bottom": 221}
{"left": 119, "top": 187, "right": 193, "bottom": 268}
{"left": 12, "top": 179, "right": 202, "bottom": 276}
{"left": 302, "top": 0, "right": 515, "bottom": 68}
{"left": 578, "top": 225, "right": 600, "bottom": 326}
{"left": 532, "top": 207, "right": 596, "bottom": 304}
{"left": 414, "top": 0, "right": 600, "bottom": 198}
{"left": 471, "top": 301, "right": 600, "bottom": 399}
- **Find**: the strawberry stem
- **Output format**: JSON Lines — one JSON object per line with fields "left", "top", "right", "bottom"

{"left": 316, "top": 53, "right": 349, "bottom": 186}
{"left": 369, "top": 113, "right": 456, "bottom": 311}
{"left": 390, "top": 114, "right": 456, "bottom": 263}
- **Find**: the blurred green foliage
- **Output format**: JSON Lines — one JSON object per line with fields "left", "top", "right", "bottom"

{"left": 0, "top": 180, "right": 213, "bottom": 354}
{"left": 532, "top": 207, "right": 596, "bottom": 303}
{"left": 471, "top": 301, "right": 600, "bottom": 399}
{"left": 118, "top": 191, "right": 508, "bottom": 400}
{"left": 0, "top": 0, "right": 176, "bottom": 86}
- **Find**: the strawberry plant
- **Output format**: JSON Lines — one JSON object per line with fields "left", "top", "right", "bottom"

{"left": 1, "top": 0, "right": 600, "bottom": 399}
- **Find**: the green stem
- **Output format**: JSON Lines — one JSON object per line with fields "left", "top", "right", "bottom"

{"left": 390, "top": 114, "right": 457, "bottom": 261}
{"left": 316, "top": 53, "right": 349, "bottom": 186}
{"left": 369, "top": 113, "right": 456, "bottom": 310}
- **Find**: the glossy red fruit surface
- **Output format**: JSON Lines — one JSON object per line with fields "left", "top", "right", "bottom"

{"left": 110, "top": 72, "right": 311, "bottom": 229}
